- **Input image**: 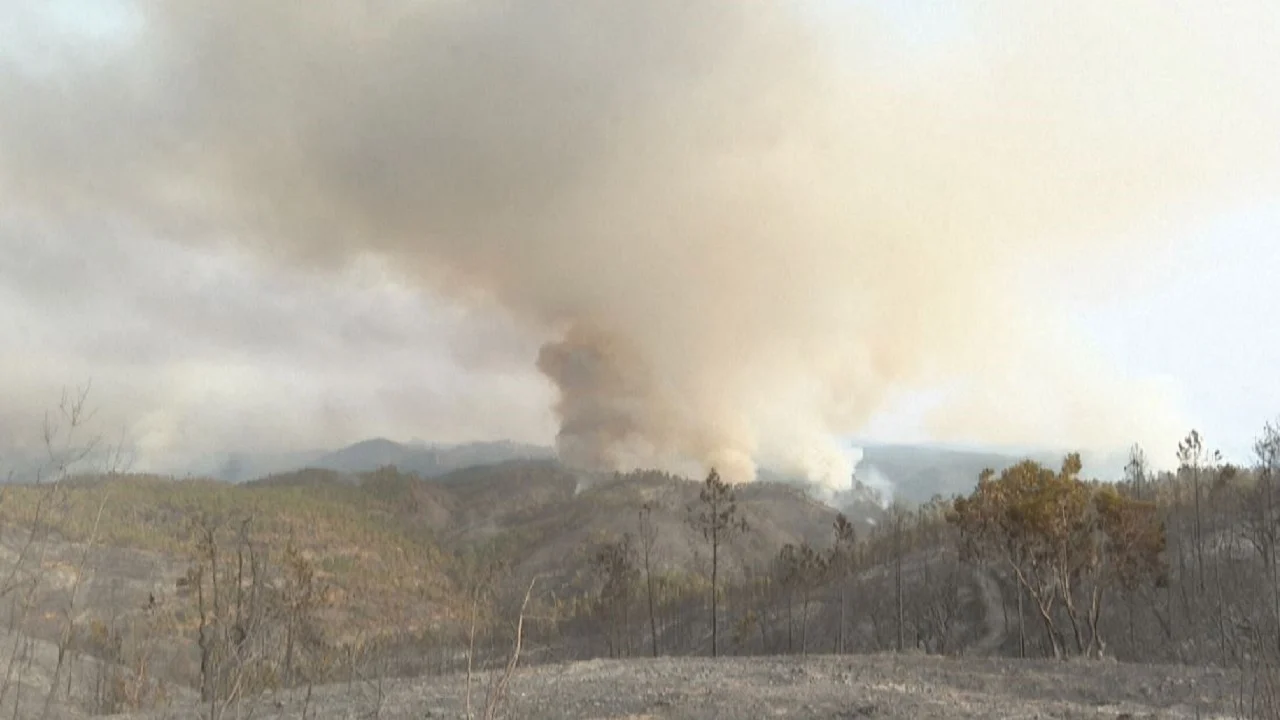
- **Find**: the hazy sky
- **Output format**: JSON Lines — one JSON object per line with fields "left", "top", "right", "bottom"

{"left": 2, "top": 0, "right": 1278, "bottom": 478}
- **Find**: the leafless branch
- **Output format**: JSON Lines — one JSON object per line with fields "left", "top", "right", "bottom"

{"left": 483, "top": 575, "right": 540, "bottom": 720}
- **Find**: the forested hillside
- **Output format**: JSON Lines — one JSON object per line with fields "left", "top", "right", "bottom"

{"left": 1, "top": 416, "right": 1278, "bottom": 717}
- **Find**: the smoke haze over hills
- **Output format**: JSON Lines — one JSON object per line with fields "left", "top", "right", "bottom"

{"left": 3, "top": 1, "right": 1280, "bottom": 489}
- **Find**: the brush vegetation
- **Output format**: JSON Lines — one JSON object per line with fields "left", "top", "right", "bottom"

{"left": 3, "top": 419, "right": 1280, "bottom": 718}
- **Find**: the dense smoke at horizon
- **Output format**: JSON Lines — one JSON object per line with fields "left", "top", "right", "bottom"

{"left": 3, "top": 1, "right": 1279, "bottom": 488}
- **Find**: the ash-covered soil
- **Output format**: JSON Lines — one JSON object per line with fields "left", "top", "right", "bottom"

{"left": 126, "top": 652, "right": 1242, "bottom": 720}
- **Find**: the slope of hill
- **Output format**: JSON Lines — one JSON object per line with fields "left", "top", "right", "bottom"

{"left": 0, "top": 459, "right": 866, "bottom": 646}
{"left": 424, "top": 465, "right": 881, "bottom": 592}
{"left": 0, "top": 471, "right": 459, "bottom": 642}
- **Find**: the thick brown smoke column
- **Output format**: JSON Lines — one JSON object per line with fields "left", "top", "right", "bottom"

{"left": 535, "top": 327, "right": 662, "bottom": 476}
{"left": 3, "top": 1, "right": 1279, "bottom": 488}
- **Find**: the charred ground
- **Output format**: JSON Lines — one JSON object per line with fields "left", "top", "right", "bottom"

{"left": 0, "top": 431, "right": 1273, "bottom": 718}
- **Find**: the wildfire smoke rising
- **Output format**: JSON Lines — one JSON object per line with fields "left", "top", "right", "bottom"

{"left": 4, "top": 1, "right": 1279, "bottom": 489}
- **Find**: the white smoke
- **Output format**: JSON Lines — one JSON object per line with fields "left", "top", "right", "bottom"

{"left": 3, "top": 1, "right": 1279, "bottom": 489}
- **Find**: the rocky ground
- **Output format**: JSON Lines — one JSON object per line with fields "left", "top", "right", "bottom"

{"left": 115, "top": 652, "right": 1245, "bottom": 720}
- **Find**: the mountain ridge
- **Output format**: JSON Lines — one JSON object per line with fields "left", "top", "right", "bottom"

{"left": 20, "top": 436, "right": 1131, "bottom": 503}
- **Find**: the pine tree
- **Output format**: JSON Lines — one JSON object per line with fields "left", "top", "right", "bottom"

{"left": 688, "top": 469, "right": 748, "bottom": 657}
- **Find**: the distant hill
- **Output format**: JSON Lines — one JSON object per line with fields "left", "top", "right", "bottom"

{"left": 165, "top": 438, "right": 1058, "bottom": 503}
{"left": 317, "top": 438, "right": 555, "bottom": 477}
{"left": 855, "top": 444, "right": 1042, "bottom": 505}
{"left": 183, "top": 438, "right": 556, "bottom": 482}
{"left": 746, "top": 444, "right": 1032, "bottom": 507}
{"left": 855, "top": 443, "right": 1133, "bottom": 504}
{"left": 185, "top": 448, "right": 330, "bottom": 482}
{"left": 7, "top": 431, "right": 1128, "bottom": 507}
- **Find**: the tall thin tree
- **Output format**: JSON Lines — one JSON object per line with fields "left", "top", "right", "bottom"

{"left": 1177, "top": 430, "right": 1219, "bottom": 593}
{"left": 892, "top": 502, "right": 909, "bottom": 653}
{"left": 1125, "top": 444, "right": 1149, "bottom": 500}
{"left": 830, "top": 513, "right": 857, "bottom": 654}
{"left": 638, "top": 503, "right": 660, "bottom": 658}
{"left": 688, "top": 468, "right": 748, "bottom": 658}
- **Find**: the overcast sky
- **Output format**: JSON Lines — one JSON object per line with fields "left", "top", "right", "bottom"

{"left": 2, "top": 0, "right": 1279, "bottom": 478}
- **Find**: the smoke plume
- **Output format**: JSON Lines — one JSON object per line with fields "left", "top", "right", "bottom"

{"left": 3, "top": 1, "right": 1279, "bottom": 488}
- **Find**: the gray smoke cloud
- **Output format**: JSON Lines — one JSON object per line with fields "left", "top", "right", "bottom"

{"left": 3, "top": 1, "right": 1279, "bottom": 488}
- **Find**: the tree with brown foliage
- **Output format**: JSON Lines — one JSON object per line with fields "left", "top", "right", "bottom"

{"left": 1091, "top": 485, "right": 1165, "bottom": 657}
{"left": 950, "top": 454, "right": 1166, "bottom": 659}
{"left": 688, "top": 468, "right": 748, "bottom": 658}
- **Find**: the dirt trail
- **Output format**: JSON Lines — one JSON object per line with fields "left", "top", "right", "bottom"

{"left": 969, "top": 567, "right": 1007, "bottom": 656}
